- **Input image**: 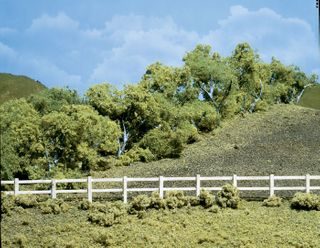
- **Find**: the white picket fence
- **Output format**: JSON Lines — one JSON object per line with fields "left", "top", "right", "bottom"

{"left": 1, "top": 174, "right": 320, "bottom": 203}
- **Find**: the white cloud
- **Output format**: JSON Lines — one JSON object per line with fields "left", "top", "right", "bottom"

{"left": 202, "top": 5, "right": 319, "bottom": 68}
{"left": 27, "top": 12, "right": 79, "bottom": 32}
{"left": 0, "top": 42, "right": 17, "bottom": 59}
{"left": 89, "top": 15, "right": 199, "bottom": 86}
{"left": 1, "top": 7, "right": 319, "bottom": 94}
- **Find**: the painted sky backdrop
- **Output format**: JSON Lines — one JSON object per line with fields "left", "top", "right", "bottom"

{"left": 1, "top": 0, "right": 319, "bottom": 94}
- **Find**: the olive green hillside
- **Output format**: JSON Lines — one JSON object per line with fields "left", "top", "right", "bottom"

{"left": 97, "top": 104, "right": 320, "bottom": 179}
{"left": 299, "top": 84, "right": 320, "bottom": 110}
{"left": 0, "top": 73, "right": 47, "bottom": 104}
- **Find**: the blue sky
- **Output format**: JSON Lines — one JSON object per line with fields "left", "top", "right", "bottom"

{"left": 0, "top": 0, "right": 319, "bottom": 94}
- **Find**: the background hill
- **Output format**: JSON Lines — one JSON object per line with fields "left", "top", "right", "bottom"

{"left": 98, "top": 104, "right": 320, "bottom": 179}
{"left": 0, "top": 73, "right": 47, "bottom": 104}
{"left": 298, "top": 84, "right": 320, "bottom": 110}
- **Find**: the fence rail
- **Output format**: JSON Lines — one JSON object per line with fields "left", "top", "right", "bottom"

{"left": 1, "top": 174, "right": 320, "bottom": 203}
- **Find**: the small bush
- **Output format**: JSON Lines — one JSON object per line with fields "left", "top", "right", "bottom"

{"left": 263, "top": 195, "right": 282, "bottom": 207}
{"left": 14, "top": 195, "right": 38, "bottom": 208}
{"left": 1, "top": 194, "right": 15, "bottom": 214}
{"left": 199, "top": 190, "right": 214, "bottom": 208}
{"left": 216, "top": 184, "right": 240, "bottom": 209}
{"left": 78, "top": 199, "right": 92, "bottom": 210}
{"left": 291, "top": 193, "right": 320, "bottom": 211}
{"left": 164, "top": 191, "right": 189, "bottom": 209}
{"left": 130, "top": 195, "right": 151, "bottom": 213}
{"left": 150, "top": 192, "right": 166, "bottom": 210}
{"left": 187, "top": 196, "right": 200, "bottom": 207}
{"left": 39, "top": 198, "right": 70, "bottom": 214}
{"left": 88, "top": 201, "right": 127, "bottom": 227}
{"left": 208, "top": 205, "right": 220, "bottom": 213}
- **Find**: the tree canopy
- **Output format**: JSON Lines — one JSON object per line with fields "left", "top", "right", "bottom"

{"left": 1, "top": 43, "right": 318, "bottom": 180}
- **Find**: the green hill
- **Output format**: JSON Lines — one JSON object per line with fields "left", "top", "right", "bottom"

{"left": 298, "top": 84, "right": 320, "bottom": 110}
{"left": 0, "top": 73, "right": 47, "bottom": 104}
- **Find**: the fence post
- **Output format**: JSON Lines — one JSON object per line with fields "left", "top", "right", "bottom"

{"left": 87, "top": 176, "right": 92, "bottom": 203}
{"left": 233, "top": 174, "right": 237, "bottom": 187}
{"left": 14, "top": 178, "right": 19, "bottom": 196}
{"left": 269, "top": 174, "right": 274, "bottom": 197}
{"left": 123, "top": 176, "right": 127, "bottom": 204}
{"left": 159, "top": 176, "right": 164, "bottom": 199}
{"left": 51, "top": 179, "right": 57, "bottom": 199}
{"left": 196, "top": 174, "right": 201, "bottom": 196}
{"left": 306, "top": 174, "right": 310, "bottom": 193}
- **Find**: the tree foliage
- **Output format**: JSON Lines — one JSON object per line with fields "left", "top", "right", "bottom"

{"left": 1, "top": 43, "right": 318, "bottom": 179}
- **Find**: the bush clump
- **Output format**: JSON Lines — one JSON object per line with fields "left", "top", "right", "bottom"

{"left": 216, "top": 184, "right": 240, "bottom": 209}
{"left": 164, "top": 191, "right": 189, "bottom": 209}
{"left": 129, "top": 195, "right": 151, "bottom": 213}
{"left": 88, "top": 201, "right": 127, "bottom": 227}
{"left": 199, "top": 190, "right": 214, "bottom": 208}
{"left": 262, "top": 195, "right": 282, "bottom": 207}
{"left": 1, "top": 194, "right": 15, "bottom": 214}
{"left": 291, "top": 193, "right": 320, "bottom": 211}
{"left": 39, "top": 198, "right": 70, "bottom": 214}
{"left": 14, "top": 195, "right": 39, "bottom": 209}
{"left": 78, "top": 199, "right": 92, "bottom": 210}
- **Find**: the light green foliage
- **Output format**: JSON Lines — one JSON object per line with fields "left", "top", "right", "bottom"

{"left": 28, "top": 87, "right": 81, "bottom": 115}
{"left": 14, "top": 195, "right": 39, "bottom": 209}
{"left": 1, "top": 194, "right": 15, "bottom": 214}
{"left": 139, "top": 123, "right": 184, "bottom": 159}
{"left": 216, "top": 184, "right": 241, "bottom": 209}
{"left": 39, "top": 198, "right": 70, "bottom": 214}
{"left": 129, "top": 195, "right": 152, "bottom": 213}
{"left": 199, "top": 190, "right": 215, "bottom": 208}
{"left": 262, "top": 195, "right": 282, "bottom": 207}
{"left": 88, "top": 201, "right": 127, "bottom": 227}
{"left": 164, "top": 191, "right": 189, "bottom": 209}
{"left": 42, "top": 104, "right": 121, "bottom": 171}
{"left": 291, "top": 193, "right": 320, "bottom": 211}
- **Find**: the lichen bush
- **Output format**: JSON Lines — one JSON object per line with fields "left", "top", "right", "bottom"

{"left": 88, "top": 201, "right": 127, "bottom": 227}
{"left": 291, "top": 192, "right": 320, "bottom": 211}
{"left": 129, "top": 195, "right": 151, "bottom": 213}
{"left": 1, "top": 194, "right": 15, "bottom": 214}
{"left": 199, "top": 190, "right": 215, "bottom": 208}
{"left": 164, "top": 191, "right": 189, "bottom": 209}
{"left": 39, "top": 198, "right": 70, "bottom": 214}
{"left": 14, "top": 195, "right": 39, "bottom": 208}
{"left": 262, "top": 195, "right": 282, "bottom": 207}
{"left": 216, "top": 184, "right": 241, "bottom": 209}
{"left": 78, "top": 199, "right": 92, "bottom": 210}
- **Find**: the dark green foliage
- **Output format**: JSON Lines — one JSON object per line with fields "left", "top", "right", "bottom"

{"left": 262, "top": 195, "right": 282, "bottom": 207}
{"left": 291, "top": 193, "right": 320, "bottom": 211}
{"left": 39, "top": 198, "right": 70, "bottom": 214}
{"left": 216, "top": 184, "right": 241, "bottom": 209}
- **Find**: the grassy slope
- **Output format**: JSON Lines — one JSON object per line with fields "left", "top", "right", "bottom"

{"left": 299, "top": 84, "right": 320, "bottom": 110}
{"left": 1, "top": 201, "right": 319, "bottom": 248}
{"left": 0, "top": 73, "right": 47, "bottom": 104}
{"left": 96, "top": 104, "right": 320, "bottom": 179}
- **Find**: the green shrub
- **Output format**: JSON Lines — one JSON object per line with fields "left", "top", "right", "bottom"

{"left": 187, "top": 196, "right": 200, "bottom": 207}
{"left": 262, "top": 195, "right": 282, "bottom": 207}
{"left": 130, "top": 195, "right": 151, "bottom": 213}
{"left": 39, "top": 198, "right": 70, "bottom": 214}
{"left": 216, "top": 184, "right": 240, "bottom": 209}
{"left": 291, "top": 193, "right": 320, "bottom": 211}
{"left": 199, "top": 190, "right": 214, "bottom": 208}
{"left": 150, "top": 192, "right": 166, "bottom": 210}
{"left": 88, "top": 201, "right": 127, "bottom": 227}
{"left": 1, "top": 194, "right": 15, "bottom": 214}
{"left": 14, "top": 195, "right": 38, "bottom": 208}
{"left": 78, "top": 199, "right": 92, "bottom": 210}
{"left": 208, "top": 205, "right": 220, "bottom": 213}
{"left": 164, "top": 191, "right": 189, "bottom": 209}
